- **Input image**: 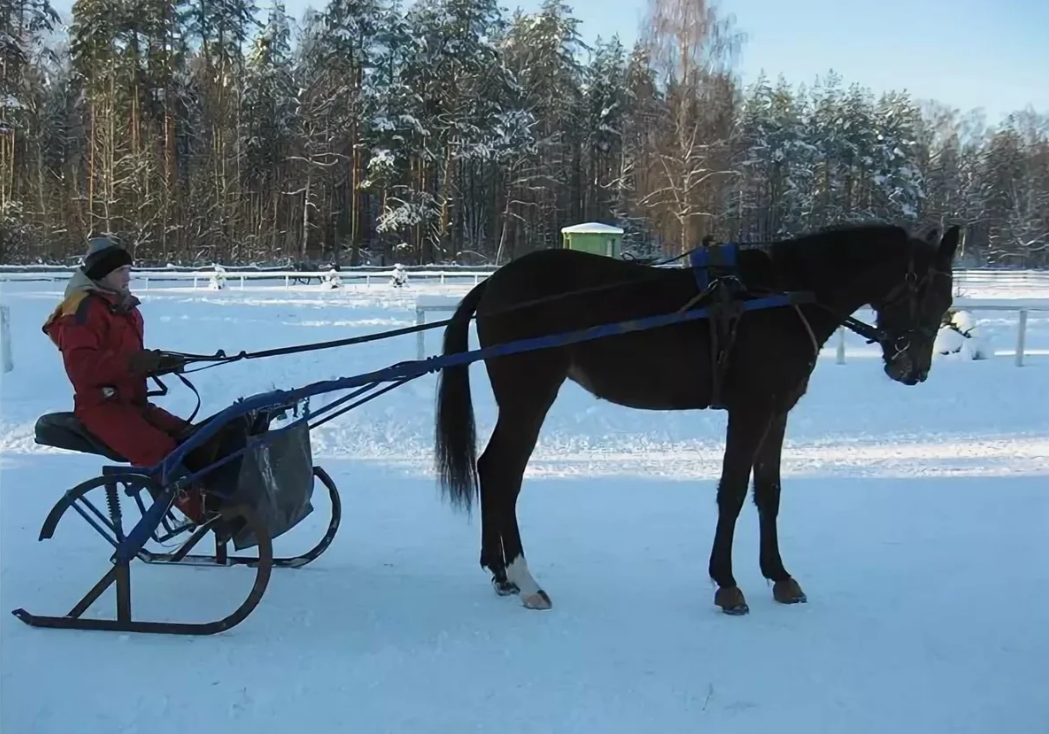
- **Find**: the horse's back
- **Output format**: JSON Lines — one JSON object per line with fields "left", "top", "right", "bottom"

{"left": 482, "top": 248, "right": 672, "bottom": 300}
{"left": 477, "top": 249, "right": 694, "bottom": 333}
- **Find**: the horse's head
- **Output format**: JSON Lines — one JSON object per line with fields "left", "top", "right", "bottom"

{"left": 874, "top": 226, "right": 959, "bottom": 385}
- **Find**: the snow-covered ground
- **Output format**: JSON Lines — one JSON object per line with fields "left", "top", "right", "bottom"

{"left": 1, "top": 278, "right": 1047, "bottom": 733}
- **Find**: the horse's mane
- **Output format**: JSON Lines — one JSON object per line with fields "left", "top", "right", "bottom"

{"left": 788, "top": 222, "right": 910, "bottom": 251}
{"left": 757, "top": 222, "right": 926, "bottom": 293}
{"left": 774, "top": 222, "right": 929, "bottom": 264}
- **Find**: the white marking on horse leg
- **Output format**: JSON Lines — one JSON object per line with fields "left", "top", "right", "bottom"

{"left": 505, "top": 556, "right": 552, "bottom": 610}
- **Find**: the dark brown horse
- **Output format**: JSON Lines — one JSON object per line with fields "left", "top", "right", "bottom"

{"left": 434, "top": 223, "right": 959, "bottom": 615}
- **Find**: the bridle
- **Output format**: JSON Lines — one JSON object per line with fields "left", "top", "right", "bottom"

{"left": 838, "top": 248, "right": 951, "bottom": 356}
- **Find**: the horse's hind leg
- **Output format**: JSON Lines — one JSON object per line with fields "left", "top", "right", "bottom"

{"left": 752, "top": 411, "right": 807, "bottom": 605}
{"left": 477, "top": 359, "right": 564, "bottom": 610}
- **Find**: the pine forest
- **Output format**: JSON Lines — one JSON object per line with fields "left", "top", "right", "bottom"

{"left": 1, "top": 0, "right": 1047, "bottom": 266}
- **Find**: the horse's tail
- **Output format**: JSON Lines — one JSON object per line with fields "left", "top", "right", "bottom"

{"left": 434, "top": 278, "right": 489, "bottom": 513}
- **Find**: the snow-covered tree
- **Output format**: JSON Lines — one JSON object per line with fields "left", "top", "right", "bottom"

{"left": 1, "top": 0, "right": 1046, "bottom": 266}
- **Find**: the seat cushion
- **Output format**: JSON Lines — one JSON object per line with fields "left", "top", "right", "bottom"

{"left": 34, "top": 412, "right": 128, "bottom": 463}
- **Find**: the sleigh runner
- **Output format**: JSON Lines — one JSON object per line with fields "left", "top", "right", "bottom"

{"left": 13, "top": 223, "right": 960, "bottom": 635}
{"left": 16, "top": 390, "right": 342, "bottom": 634}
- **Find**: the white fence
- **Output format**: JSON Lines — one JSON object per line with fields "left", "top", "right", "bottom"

{"left": 952, "top": 270, "right": 1049, "bottom": 291}
{"left": 1, "top": 304, "right": 12, "bottom": 374}
{"left": 0, "top": 267, "right": 490, "bottom": 289}
{"left": 1, "top": 290, "right": 1042, "bottom": 375}
{"left": 2, "top": 265, "right": 1047, "bottom": 293}
{"left": 414, "top": 295, "right": 1049, "bottom": 366}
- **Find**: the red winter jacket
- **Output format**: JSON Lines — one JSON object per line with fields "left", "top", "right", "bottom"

{"left": 43, "top": 277, "right": 148, "bottom": 410}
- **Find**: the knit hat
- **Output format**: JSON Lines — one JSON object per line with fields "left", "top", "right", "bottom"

{"left": 82, "top": 236, "right": 133, "bottom": 281}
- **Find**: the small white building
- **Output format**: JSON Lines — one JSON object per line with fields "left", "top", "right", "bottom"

{"left": 560, "top": 222, "right": 624, "bottom": 258}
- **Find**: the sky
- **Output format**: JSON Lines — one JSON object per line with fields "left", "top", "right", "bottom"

{"left": 45, "top": 0, "right": 1047, "bottom": 125}
{"left": 505, "top": 0, "right": 1048, "bottom": 125}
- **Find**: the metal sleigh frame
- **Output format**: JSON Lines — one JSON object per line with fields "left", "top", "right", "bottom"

{"left": 10, "top": 244, "right": 812, "bottom": 637}
{"left": 11, "top": 391, "right": 345, "bottom": 635}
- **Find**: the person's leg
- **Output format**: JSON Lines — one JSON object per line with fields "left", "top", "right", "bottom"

{"left": 142, "top": 403, "right": 192, "bottom": 438}
{"left": 140, "top": 403, "right": 219, "bottom": 519}
{"left": 76, "top": 403, "right": 205, "bottom": 523}
{"left": 78, "top": 403, "right": 178, "bottom": 466}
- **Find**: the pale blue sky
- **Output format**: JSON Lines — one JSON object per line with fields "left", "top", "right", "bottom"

{"left": 509, "top": 0, "right": 1048, "bottom": 124}
{"left": 47, "top": 0, "right": 1047, "bottom": 124}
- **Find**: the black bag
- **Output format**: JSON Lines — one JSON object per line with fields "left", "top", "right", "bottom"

{"left": 199, "top": 404, "right": 316, "bottom": 551}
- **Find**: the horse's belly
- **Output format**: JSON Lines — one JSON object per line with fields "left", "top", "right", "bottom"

{"left": 566, "top": 343, "right": 710, "bottom": 410}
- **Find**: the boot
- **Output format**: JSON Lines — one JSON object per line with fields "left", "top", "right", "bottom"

{"left": 173, "top": 485, "right": 206, "bottom": 524}
{"left": 163, "top": 464, "right": 208, "bottom": 525}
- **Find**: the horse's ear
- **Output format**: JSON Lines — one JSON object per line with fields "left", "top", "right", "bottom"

{"left": 924, "top": 227, "right": 938, "bottom": 244}
{"left": 938, "top": 225, "right": 960, "bottom": 262}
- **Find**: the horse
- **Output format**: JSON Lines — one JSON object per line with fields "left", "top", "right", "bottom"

{"left": 433, "top": 223, "right": 959, "bottom": 615}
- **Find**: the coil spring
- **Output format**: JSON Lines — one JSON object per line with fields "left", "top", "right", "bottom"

{"left": 105, "top": 482, "right": 124, "bottom": 540}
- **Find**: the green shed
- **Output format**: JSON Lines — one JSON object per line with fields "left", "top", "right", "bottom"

{"left": 560, "top": 222, "right": 624, "bottom": 258}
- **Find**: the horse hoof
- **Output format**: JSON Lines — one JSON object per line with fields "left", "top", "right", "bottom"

{"left": 773, "top": 578, "right": 807, "bottom": 604}
{"left": 492, "top": 577, "right": 519, "bottom": 596}
{"left": 714, "top": 586, "right": 749, "bottom": 615}
{"left": 522, "top": 590, "right": 552, "bottom": 610}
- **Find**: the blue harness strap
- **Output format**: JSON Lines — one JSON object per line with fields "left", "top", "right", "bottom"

{"left": 686, "top": 242, "right": 743, "bottom": 409}
{"left": 688, "top": 243, "right": 739, "bottom": 291}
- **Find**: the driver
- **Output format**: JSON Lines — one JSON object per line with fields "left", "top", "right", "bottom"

{"left": 42, "top": 236, "right": 205, "bottom": 522}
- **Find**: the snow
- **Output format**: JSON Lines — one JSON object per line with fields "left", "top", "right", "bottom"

{"left": 1, "top": 278, "right": 1048, "bottom": 733}
{"left": 935, "top": 309, "right": 993, "bottom": 360}
{"left": 560, "top": 221, "right": 625, "bottom": 234}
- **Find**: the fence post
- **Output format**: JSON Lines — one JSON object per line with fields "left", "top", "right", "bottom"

{"left": 416, "top": 307, "right": 426, "bottom": 360}
{"left": 1015, "top": 310, "right": 1028, "bottom": 367}
{"left": 1, "top": 304, "right": 12, "bottom": 373}
{"left": 836, "top": 327, "right": 846, "bottom": 364}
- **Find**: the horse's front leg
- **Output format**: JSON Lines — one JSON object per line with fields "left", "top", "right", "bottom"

{"left": 752, "top": 411, "right": 807, "bottom": 605}
{"left": 708, "top": 406, "right": 774, "bottom": 615}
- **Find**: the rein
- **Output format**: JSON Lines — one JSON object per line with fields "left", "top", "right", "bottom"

{"left": 152, "top": 239, "right": 947, "bottom": 383}
{"left": 154, "top": 256, "right": 724, "bottom": 376}
{"left": 835, "top": 247, "right": 951, "bottom": 353}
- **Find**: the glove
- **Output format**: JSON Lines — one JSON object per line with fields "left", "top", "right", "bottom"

{"left": 127, "top": 349, "right": 165, "bottom": 375}
{"left": 156, "top": 352, "right": 187, "bottom": 374}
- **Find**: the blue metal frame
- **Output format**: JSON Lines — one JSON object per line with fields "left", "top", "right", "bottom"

{"left": 109, "top": 263, "right": 803, "bottom": 565}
